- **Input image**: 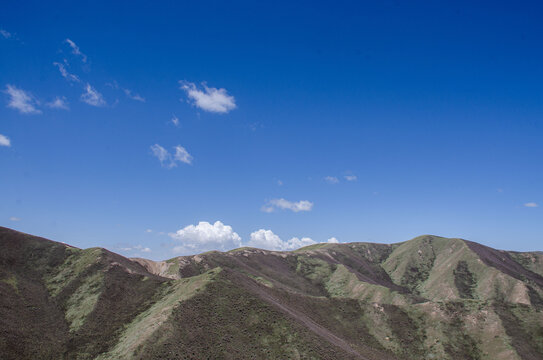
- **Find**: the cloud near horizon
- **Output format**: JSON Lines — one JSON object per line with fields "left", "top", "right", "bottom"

{"left": 170, "top": 220, "right": 242, "bottom": 254}
{"left": 119, "top": 244, "right": 151, "bottom": 253}
{"left": 262, "top": 198, "right": 314, "bottom": 213}
{"left": 248, "top": 229, "right": 340, "bottom": 251}
{"left": 179, "top": 81, "right": 236, "bottom": 113}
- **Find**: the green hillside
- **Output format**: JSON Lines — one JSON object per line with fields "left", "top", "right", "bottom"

{"left": 1, "top": 227, "right": 542, "bottom": 359}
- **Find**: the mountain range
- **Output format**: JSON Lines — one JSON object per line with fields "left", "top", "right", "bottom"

{"left": 1, "top": 226, "right": 542, "bottom": 359}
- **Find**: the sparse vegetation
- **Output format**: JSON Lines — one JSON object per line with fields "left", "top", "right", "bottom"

{"left": 1, "top": 227, "right": 543, "bottom": 360}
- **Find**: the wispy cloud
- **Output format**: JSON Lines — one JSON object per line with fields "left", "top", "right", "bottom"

{"left": 150, "top": 144, "right": 193, "bottom": 168}
{"left": 524, "top": 202, "right": 539, "bottom": 208}
{"left": 262, "top": 198, "right": 314, "bottom": 213}
{"left": 4, "top": 85, "right": 41, "bottom": 114}
{"left": 120, "top": 244, "right": 151, "bottom": 253}
{"left": 53, "top": 61, "right": 80, "bottom": 83}
{"left": 81, "top": 83, "right": 106, "bottom": 107}
{"left": 344, "top": 175, "right": 357, "bottom": 181}
{"left": 171, "top": 115, "right": 179, "bottom": 127}
{"left": 0, "top": 29, "right": 11, "bottom": 39}
{"left": 65, "top": 39, "right": 87, "bottom": 62}
{"left": 0, "top": 134, "right": 11, "bottom": 147}
{"left": 123, "top": 88, "right": 145, "bottom": 102}
{"left": 9, "top": 217, "right": 21, "bottom": 222}
{"left": 179, "top": 81, "right": 236, "bottom": 113}
{"left": 46, "top": 96, "right": 69, "bottom": 110}
{"left": 324, "top": 176, "right": 339, "bottom": 184}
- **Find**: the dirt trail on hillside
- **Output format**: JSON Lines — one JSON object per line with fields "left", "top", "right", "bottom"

{"left": 232, "top": 271, "right": 392, "bottom": 360}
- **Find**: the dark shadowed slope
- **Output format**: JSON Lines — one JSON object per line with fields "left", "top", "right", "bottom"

{"left": 1, "top": 227, "right": 542, "bottom": 359}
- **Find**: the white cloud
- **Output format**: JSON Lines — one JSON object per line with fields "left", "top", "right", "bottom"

{"left": 174, "top": 145, "right": 193, "bottom": 164}
{"left": 344, "top": 175, "right": 357, "bottom": 181}
{"left": 81, "top": 83, "right": 106, "bottom": 107}
{"left": 150, "top": 144, "right": 170, "bottom": 167}
{"left": 150, "top": 144, "right": 193, "bottom": 168}
{"left": 171, "top": 115, "right": 179, "bottom": 126}
{"left": 145, "top": 229, "right": 153, "bottom": 233}
{"left": 46, "top": 96, "right": 69, "bottom": 110}
{"left": 324, "top": 176, "right": 339, "bottom": 184}
{"left": 285, "top": 237, "right": 316, "bottom": 250}
{"left": 65, "top": 39, "right": 87, "bottom": 62}
{"left": 263, "top": 198, "right": 314, "bottom": 213}
{"left": 123, "top": 88, "right": 145, "bottom": 102}
{"left": 327, "top": 237, "right": 339, "bottom": 243}
{"left": 248, "top": 229, "right": 317, "bottom": 251}
{"left": 121, "top": 244, "right": 151, "bottom": 253}
{"left": 1, "top": 29, "right": 12, "bottom": 39}
{"left": 5, "top": 85, "right": 41, "bottom": 114}
{"left": 9, "top": 217, "right": 20, "bottom": 222}
{"left": 524, "top": 202, "right": 539, "bottom": 208}
{"left": 53, "top": 62, "right": 80, "bottom": 83}
{"left": 248, "top": 229, "right": 284, "bottom": 250}
{"left": 0, "top": 134, "right": 11, "bottom": 147}
{"left": 134, "top": 245, "right": 152, "bottom": 253}
{"left": 170, "top": 220, "right": 242, "bottom": 254}
{"left": 179, "top": 81, "right": 236, "bottom": 113}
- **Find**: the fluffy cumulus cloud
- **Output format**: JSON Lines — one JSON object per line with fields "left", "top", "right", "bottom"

{"left": 248, "top": 229, "right": 285, "bottom": 250}
{"left": 285, "top": 237, "right": 317, "bottom": 250}
{"left": 179, "top": 81, "right": 236, "bottom": 113}
{"left": 327, "top": 237, "right": 339, "bottom": 243}
{"left": 0, "top": 134, "right": 11, "bottom": 147}
{"left": 65, "top": 39, "right": 87, "bottom": 62}
{"left": 170, "top": 221, "right": 242, "bottom": 254}
{"left": 262, "top": 198, "right": 314, "bottom": 213}
{"left": 46, "top": 96, "right": 69, "bottom": 110}
{"left": 324, "top": 176, "right": 339, "bottom": 184}
{"left": 150, "top": 144, "right": 193, "bottom": 168}
{"left": 4, "top": 85, "right": 41, "bottom": 114}
{"left": 524, "top": 202, "right": 539, "bottom": 208}
{"left": 81, "top": 84, "right": 106, "bottom": 107}
{"left": 248, "top": 229, "right": 319, "bottom": 251}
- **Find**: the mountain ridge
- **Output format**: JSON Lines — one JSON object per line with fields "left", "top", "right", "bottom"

{"left": 1, "top": 226, "right": 542, "bottom": 359}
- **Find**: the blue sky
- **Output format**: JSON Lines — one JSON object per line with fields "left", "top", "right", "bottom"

{"left": 1, "top": 1, "right": 542, "bottom": 259}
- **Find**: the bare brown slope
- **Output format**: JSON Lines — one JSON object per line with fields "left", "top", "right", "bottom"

{"left": 465, "top": 240, "right": 543, "bottom": 287}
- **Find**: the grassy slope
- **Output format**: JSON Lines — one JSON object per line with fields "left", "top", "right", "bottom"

{"left": 1, "top": 227, "right": 543, "bottom": 360}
